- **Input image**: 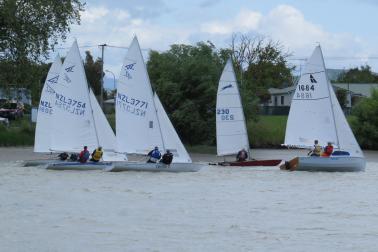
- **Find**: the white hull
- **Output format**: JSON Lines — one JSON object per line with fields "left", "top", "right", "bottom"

{"left": 46, "top": 162, "right": 113, "bottom": 171}
{"left": 297, "top": 156, "right": 365, "bottom": 172}
{"left": 24, "top": 159, "right": 64, "bottom": 167}
{"left": 108, "top": 161, "right": 203, "bottom": 172}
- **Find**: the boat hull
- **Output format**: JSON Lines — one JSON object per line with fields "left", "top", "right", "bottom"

{"left": 46, "top": 162, "right": 113, "bottom": 171}
{"left": 24, "top": 159, "right": 65, "bottom": 167}
{"left": 109, "top": 162, "right": 203, "bottom": 172}
{"left": 296, "top": 156, "right": 365, "bottom": 172}
{"left": 218, "top": 159, "right": 282, "bottom": 167}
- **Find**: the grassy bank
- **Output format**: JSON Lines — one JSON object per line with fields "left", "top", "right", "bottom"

{"left": 0, "top": 117, "right": 35, "bottom": 146}
{"left": 0, "top": 114, "right": 364, "bottom": 149}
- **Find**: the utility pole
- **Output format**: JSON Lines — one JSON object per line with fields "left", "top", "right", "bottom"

{"left": 99, "top": 43, "right": 107, "bottom": 109}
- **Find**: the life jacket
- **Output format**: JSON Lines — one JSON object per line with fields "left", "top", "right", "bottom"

{"left": 79, "top": 150, "right": 90, "bottom": 163}
{"left": 322, "top": 145, "right": 333, "bottom": 157}
{"left": 92, "top": 149, "right": 103, "bottom": 161}
{"left": 161, "top": 153, "right": 173, "bottom": 164}
{"left": 149, "top": 149, "right": 161, "bottom": 162}
{"left": 313, "top": 144, "right": 322, "bottom": 155}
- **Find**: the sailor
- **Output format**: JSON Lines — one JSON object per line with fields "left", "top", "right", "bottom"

{"left": 79, "top": 146, "right": 90, "bottom": 163}
{"left": 58, "top": 152, "right": 69, "bottom": 161}
{"left": 236, "top": 148, "right": 248, "bottom": 162}
{"left": 147, "top": 146, "right": 161, "bottom": 163}
{"left": 160, "top": 149, "right": 173, "bottom": 165}
{"left": 70, "top": 153, "right": 78, "bottom": 161}
{"left": 308, "top": 140, "right": 322, "bottom": 157}
{"left": 322, "top": 142, "right": 334, "bottom": 157}
{"left": 90, "top": 146, "right": 103, "bottom": 162}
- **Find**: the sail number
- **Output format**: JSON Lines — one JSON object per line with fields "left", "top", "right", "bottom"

{"left": 296, "top": 84, "right": 315, "bottom": 99}
{"left": 298, "top": 85, "right": 315, "bottom": 92}
{"left": 217, "top": 108, "right": 234, "bottom": 120}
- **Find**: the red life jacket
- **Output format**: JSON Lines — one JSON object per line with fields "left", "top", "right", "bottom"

{"left": 323, "top": 145, "right": 333, "bottom": 157}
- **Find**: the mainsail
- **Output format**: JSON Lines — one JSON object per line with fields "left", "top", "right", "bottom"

{"left": 284, "top": 46, "right": 363, "bottom": 157}
{"left": 116, "top": 36, "right": 163, "bottom": 154}
{"left": 216, "top": 58, "right": 249, "bottom": 156}
{"left": 116, "top": 36, "right": 191, "bottom": 162}
{"left": 34, "top": 55, "right": 62, "bottom": 152}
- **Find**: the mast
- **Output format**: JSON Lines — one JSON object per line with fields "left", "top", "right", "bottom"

{"left": 320, "top": 46, "right": 340, "bottom": 149}
{"left": 232, "top": 59, "right": 251, "bottom": 159}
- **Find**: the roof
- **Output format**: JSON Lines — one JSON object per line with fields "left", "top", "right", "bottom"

{"left": 332, "top": 83, "right": 378, "bottom": 97}
{"left": 269, "top": 83, "right": 378, "bottom": 97}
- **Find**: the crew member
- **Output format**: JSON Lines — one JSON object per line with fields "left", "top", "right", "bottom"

{"left": 147, "top": 146, "right": 161, "bottom": 163}
{"left": 308, "top": 140, "right": 322, "bottom": 157}
{"left": 58, "top": 152, "right": 69, "bottom": 161}
{"left": 236, "top": 148, "right": 248, "bottom": 162}
{"left": 90, "top": 146, "right": 103, "bottom": 162}
{"left": 79, "top": 146, "right": 90, "bottom": 163}
{"left": 161, "top": 149, "right": 173, "bottom": 165}
{"left": 322, "top": 142, "right": 334, "bottom": 157}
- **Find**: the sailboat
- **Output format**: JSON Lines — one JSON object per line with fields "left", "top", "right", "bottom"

{"left": 215, "top": 59, "right": 282, "bottom": 166}
{"left": 108, "top": 36, "right": 202, "bottom": 172}
{"left": 281, "top": 46, "right": 365, "bottom": 172}
{"left": 32, "top": 41, "right": 124, "bottom": 170}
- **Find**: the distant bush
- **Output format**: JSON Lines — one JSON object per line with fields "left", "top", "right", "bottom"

{"left": 351, "top": 89, "right": 378, "bottom": 149}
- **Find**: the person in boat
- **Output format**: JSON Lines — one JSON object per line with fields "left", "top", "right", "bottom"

{"left": 58, "top": 152, "right": 69, "bottom": 161}
{"left": 308, "top": 140, "right": 322, "bottom": 157}
{"left": 79, "top": 146, "right": 90, "bottom": 163}
{"left": 147, "top": 146, "right": 161, "bottom": 163}
{"left": 236, "top": 148, "right": 248, "bottom": 162}
{"left": 70, "top": 153, "right": 78, "bottom": 161}
{"left": 90, "top": 146, "right": 103, "bottom": 162}
{"left": 322, "top": 142, "right": 334, "bottom": 157}
{"left": 160, "top": 149, "right": 173, "bottom": 165}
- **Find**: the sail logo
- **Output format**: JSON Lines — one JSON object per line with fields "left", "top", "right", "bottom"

{"left": 221, "top": 84, "right": 233, "bottom": 91}
{"left": 310, "top": 74, "right": 317, "bottom": 83}
{"left": 47, "top": 75, "right": 59, "bottom": 84}
{"left": 124, "top": 63, "right": 136, "bottom": 80}
{"left": 65, "top": 65, "right": 75, "bottom": 73}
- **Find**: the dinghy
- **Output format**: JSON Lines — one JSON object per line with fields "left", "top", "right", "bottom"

{"left": 215, "top": 59, "right": 281, "bottom": 167}
{"left": 36, "top": 41, "right": 126, "bottom": 170}
{"left": 107, "top": 36, "right": 201, "bottom": 172}
{"left": 281, "top": 46, "right": 365, "bottom": 172}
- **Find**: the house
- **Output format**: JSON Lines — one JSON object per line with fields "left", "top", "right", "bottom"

{"left": 265, "top": 83, "right": 378, "bottom": 115}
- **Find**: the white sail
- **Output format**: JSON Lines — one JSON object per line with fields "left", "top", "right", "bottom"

{"left": 154, "top": 94, "right": 192, "bottom": 163}
{"left": 34, "top": 55, "right": 62, "bottom": 152}
{"left": 329, "top": 83, "right": 364, "bottom": 157}
{"left": 50, "top": 41, "right": 99, "bottom": 152}
{"left": 89, "top": 90, "right": 128, "bottom": 161}
{"left": 284, "top": 46, "right": 363, "bottom": 158}
{"left": 116, "top": 36, "right": 164, "bottom": 154}
{"left": 284, "top": 46, "right": 338, "bottom": 148}
{"left": 216, "top": 59, "right": 249, "bottom": 156}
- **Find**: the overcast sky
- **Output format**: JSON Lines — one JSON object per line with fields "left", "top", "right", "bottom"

{"left": 54, "top": 0, "right": 378, "bottom": 83}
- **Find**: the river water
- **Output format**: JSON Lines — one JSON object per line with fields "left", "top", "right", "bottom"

{"left": 1, "top": 148, "right": 378, "bottom": 252}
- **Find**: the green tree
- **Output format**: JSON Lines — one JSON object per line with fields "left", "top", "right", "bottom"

{"left": 0, "top": 0, "right": 84, "bottom": 104}
{"left": 84, "top": 51, "right": 105, "bottom": 98}
{"left": 335, "top": 88, "right": 348, "bottom": 108}
{"left": 351, "top": 89, "right": 378, "bottom": 149}
{"left": 147, "top": 42, "right": 225, "bottom": 144}
{"left": 336, "top": 65, "right": 378, "bottom": 83}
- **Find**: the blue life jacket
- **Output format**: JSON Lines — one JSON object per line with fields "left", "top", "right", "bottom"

{"left": 151, "top": 150, "right": 161, "bottom": 159}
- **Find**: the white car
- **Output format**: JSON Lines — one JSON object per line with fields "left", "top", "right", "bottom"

{"left": 0, "top": 117, "right": 9, "bottom": 126}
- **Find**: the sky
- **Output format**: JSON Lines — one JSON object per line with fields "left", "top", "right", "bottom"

{"left": 53, "top": 0, "right": 378, "bottom": 88}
